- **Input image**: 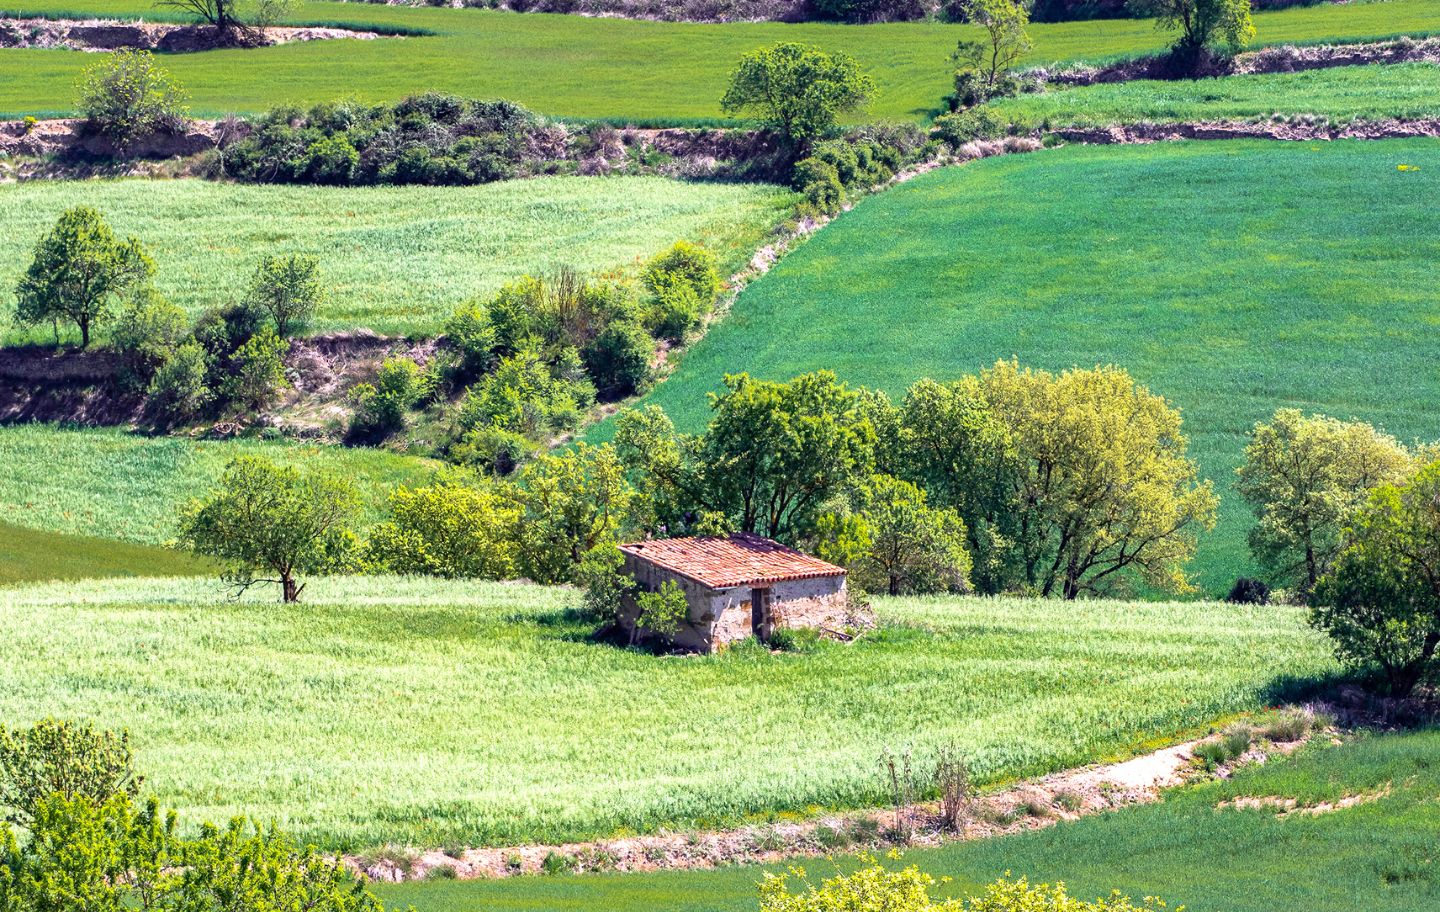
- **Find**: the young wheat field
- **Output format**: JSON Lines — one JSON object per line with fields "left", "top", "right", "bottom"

{"left": 0, "top": 575, "right": 1333, "bottom": 850}
{"left": 0, "top": 177, "right": 792, "bottom": 337}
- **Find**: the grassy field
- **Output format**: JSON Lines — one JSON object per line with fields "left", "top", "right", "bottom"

{"left": 0, "top": 576, "right": 1332, "bottom": 849}
{"left": 0, "top": 177, "right": 792, "bottom": 338}
{"left": 0, "top": 425, "right": 437, "bottom": 544}
{"left": 381, "top": 728, "right": 1440, "bottom": 912}
{"left": 0, "top": 522, "right": 212, "bottom": 585}
{"left": 591, "top": 138, "right": 1440, "bottom": 594}
{"left": 993, "top": 63, "right": 1440, "bottom": 128}
{"left": 2, "top": 0, "right": 1438, "bottom": 122}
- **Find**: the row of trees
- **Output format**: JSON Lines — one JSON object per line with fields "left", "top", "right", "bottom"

{"left": 180, "top": 361, "right": 1219, "bottom": 607}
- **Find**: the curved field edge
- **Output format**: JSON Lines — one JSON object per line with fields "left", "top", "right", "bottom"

{"left": 0, "top": 425, "right": 438, "bottom": 544}
{"left": 0, "top": 177, "right": 795, "bottom": 339}
{"left": 0, "top": 521, "right": 214, "bottom": 584}
{"left": 0, "top": 574, "right": 1333, "bottom": 849}
{"left": 0, "top": 0, "right": 1437, "bottom": 121}
{"left": 991, "top": 63, "right": 1440, "bottom": 128}
{"left": 587, "top": 137, "right": 1440, "bottom": 594}
{"left": 377, "top": 729, "right": 1440, "bottom": 912}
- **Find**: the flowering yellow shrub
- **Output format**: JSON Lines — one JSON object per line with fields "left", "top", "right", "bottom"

{"left": 759, "top": 856, "right": 1179, "bottom": 912}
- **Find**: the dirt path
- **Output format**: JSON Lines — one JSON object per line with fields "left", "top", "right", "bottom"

{"left": 349, "top": 723, "right": 1311, "bottom": 883}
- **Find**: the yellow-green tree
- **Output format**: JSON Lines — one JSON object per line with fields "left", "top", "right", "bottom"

{"left": 1128, "top": 0, "right": 1254, "bottom": 63}
{"left": 515, "top": 443, "right": 635, "bottom": 584}
{"left": 365, "top": 471, "right": 520, "bottom": 579}
{"left": 978, "top": 359, "right": 1217, "bottom": 599}
{"left": 816, "top": 474, "right": 971, "bottom": 596}
{"left": 1237, "top": 408, "right": 1417, "bottom": 597}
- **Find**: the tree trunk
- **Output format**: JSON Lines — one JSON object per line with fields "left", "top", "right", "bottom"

{"left": 78, "top": 316, "right": 90, "bottom": 349}
{"left": 281, "top": 573, "right": 300, "bottom": 603}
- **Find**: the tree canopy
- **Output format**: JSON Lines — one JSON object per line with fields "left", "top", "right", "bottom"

{"left": 720, "top": 43, "right": 875, "bottom": 150}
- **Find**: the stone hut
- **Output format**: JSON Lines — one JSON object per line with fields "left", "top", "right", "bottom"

{"left": 617, "top": 533, "right": 848, "bottom": 652}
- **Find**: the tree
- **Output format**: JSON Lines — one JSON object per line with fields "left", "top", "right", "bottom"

{"left": 514, "top": 443, "right": 635, "bottom": 584}
{"left": 110, "top": 288, "right": 189, "bottom": 386}
{"left": 0, "top": 719, "right": 142, "bottom": 829}
{"left": 177, "top": 455, "right": 361, "bottom": 603}
{"left": 154, "top": 0, "right": 296, "bottom": 34}
{"left": 951, "top": 0, "right": 1033, "bottom": 89}
{"left": 1236, "top": 408, "right": 1416, "bottom": 597}
{"left": 818, "top": 474, "right": 972, "bottom": 596}
{"left": 633, "top": 580, "right": 689, "bottom": 646}
{"left": 14, "top": 207, "right": 154, "bottom": 348}
{"left": 1311, "top": 461, "right": 1440, "bottom": 698}
{"left": 720, "top": 43, "right": 875, "bottom": 150}
{"left": 246, "top": 253, "right": 323, "bottom": 337}
{"left": 77, "top": 49, "right": 189, "bottom": 151}
{"left": 977, "top": 360, "right": 1217, "bottom": 599}
{"left": 223, "top": 326, "right": 290, "bottom": 411}
{"left": 365, "top": 472, "right": 521, "bottom": 579}
{"left": 1128, "top": 0, "right": 1254, "bottom": 62}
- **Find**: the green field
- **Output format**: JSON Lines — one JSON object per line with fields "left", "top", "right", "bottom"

{"left": 0, "top": 425, "right": 436, "bottom": 544}
{"left": 381, "top": 728, "right": 1440, "bottom": 912}
{"left": 3, "top": 0, "right": 1439, "bottom": 122}
{"left": 993, "top": 63, "right": 1440, "bottom": 128}
{"left": 0, "top": 177, "right": 792, "bottom": 338}
{"left": 0, "top": 522, "right": 212, "bottom": 585}
{"left": 0, "top": 576, "right": 1332, "bottom": 849}
{"left": 592, "top": 138, "right": 1440, "bottom": 594}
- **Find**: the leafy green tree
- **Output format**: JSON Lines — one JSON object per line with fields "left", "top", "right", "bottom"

{"left": 642, "top": 241, "right": 721, "bottom": 307}
{"left": 365, "top": 472, "right": 520, "bottom": 579}
{"left": 575, "top": 541, "right": 634, "bottom": 625}
{"left": 1128, "top": 0, "right": 1254, "bottom": 61}
{"left": 14, "top": 207, "right": 154, "bottom": 348}
{"left": 819, "top": 474, "right": 972, "bottom": 596}
{"left": 720, "top": 43, "right": 875, "bottom": 150}
{"left": 223, "top": 327, "right": 289, "bottom": 411}
{"left": 76, "top": 49, "right": 189, "bottom": 152}
{"left": 178, "top": 455, "right": 361, "bottom": 602}
{"left": 246, "top": 253, "right": 323, "bottom": 337}
{"left": 515, "top": 443, "right": 635, "bottom": 584}
{"left": 633, "top": 580, "right": 689, "bottom": 647}
{"left": 977, "top": 360, "right": 1217, "bottom": 599}
{"left": 951, "top": 0, "right": 1033, "bottom": 88}
{"left": 444, "top": 300, "right": 497, "bottom": 381}
{"left": 147, "top": 341, "right": 213, "bottom": 424}
{"left": 1312, "top": 461, "right": 1440, "bottom": 697}
{"left": 110, "top": 288, "right": 189, "bottom": 386}
{"left": 582, "top": 320, "right": 653, "bottom": 400}
{"left": 1237, "top": 408, "right": 1417, "bottom": 596}
{"left": 0, "top": 720, "right": 142, "bottom": 830}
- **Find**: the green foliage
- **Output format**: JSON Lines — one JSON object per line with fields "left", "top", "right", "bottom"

{"left": 951, "top": 0, "right": 1033, "bottom": 89}
{"left": 575, "top": 540, "right": 633, "bottom": 624}
{"left": 1128, "top": 0, "right": 1255, "bottom": 59}
{"left": 223, "top": 327, "right": 289, "bottom": 411}
{"left": 110, "top": 288, "right": 189, "bottom": 386}
{"left": 642, "top": 241, "right": 721, "bottom": 307}
{"left": 1312, "top": 460, "right": 1440, "bottom": 697}
{"left": 351, "top": 358, "right": 425, "bottom": 442}
{"left": 582, "top": 319, "right": 654, "bottom": 400}
{"left": 634, "top": 579, "right": 689, "bottom": 645}
{"left": 0, "top": 719, "right": 141, "bottom": 829}
{"left": 177, "top": 455, "right": 362, "bottom": 602}
{"left": 1236, "top": 408, "right": 1418, "bottom": 596}
{"left": 75, "top": 49, "right": 188, "bottom": 152}
{"left": 720, "top": 43, "right": 875, "bottom": 149}
{"left": 445, "top": 301, "right": 498, "bottom": 381}
{"left": 246, "top": 253, "right": 323, "bottom": 337}
{"left": 0, "top": 575, "right": 1332, "bottom": 849}
{"left": 0, "top": 792, "right": 394, "bottom": 912}
{"left": 365, "top": 473, "right": 521, "bottom": 579}
{"left": 453, "top": 349, "right": 593, "bottom": 472}
{"left": 819, "top": 474, "right": 972, "bottom": 596}
{"left": 146, "top": 341, "right": 213, "bottom": 424}
{"left": 931, "top": 107, "right": 1006, "bottom": 147}
{"left": 513, "top": 443, "right": 634, "bottom": 584}
{"left": 13, "top": 206, "right": 154, "bottom": 348}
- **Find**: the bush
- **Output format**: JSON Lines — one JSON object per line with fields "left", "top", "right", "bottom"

{"left": 645, "top": 274, "right": 706, "bottom": 344}
{"left": 301, "top": 133, "right": 360, "bottom": 184}
{"left": 246, "top": 253, "right": 323, "bottom": 337}
{"left": 76, "top": 49, "right": 189, "bottom": 152}
{"left": 811, "top": 0, "right": 929, "bottom": 22}
{"left": 147, "top": 341, "right": 213, "bottom": 423}
{"left": 0, "top": 719, "right": 142, "bottom": 829}
{"left": 349, "top": 357, "right": 423, "bottom": 441}
{"left": 193, "top": 300, "right": 265, "bottom": 362}
{"left": 792, "top": 155, "right": 842, "bottom": 192}
{"left": 1226, "top": 576, "right": 1270, "bottom": 605}
{"left": 223, "top": 327, "right": 290, "bottom": 411}
{"left": 932, "top": 107, "right": 1008, "bottom": 147}
{"left": 365, "top": 473, "right": 521, "bottom": 578}
{"left": 575, "top": 541, "right": 633, "bottom": 625}
{"left": 111, "top": 289, "right": 189, "bottom": 386}
{"left": 582, "top": 319, "right": 653, "bottom": 400}
{"left": 634, "top": 579, "right": 689, "bottom": 645}
{"left": 445, "top": 300, "right": 498, "bottom": 381}
{"left": 642, "top": 241, "right": 721, "bottom": 306}
{"left": 801, "top": 175, "right": 846, "bottom": 217}
{"left": 1194, "top": 724, "right": 1252, "bottom": 768}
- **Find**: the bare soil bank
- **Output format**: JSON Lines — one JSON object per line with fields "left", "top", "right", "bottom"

{"left": 0, "top": 17, "right": 381, "bottom": 52}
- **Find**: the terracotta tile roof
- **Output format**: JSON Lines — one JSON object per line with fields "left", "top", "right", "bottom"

{"left": 618, "top": 533, "right": 846, "bottom": 590}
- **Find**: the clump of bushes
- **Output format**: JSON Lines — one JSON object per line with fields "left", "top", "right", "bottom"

{"left": 76, "top": 49, "right": 189, "bottom": 152}
{"left": 932, "top": 107, "right": 1008, "bottom": 148}
{"left": 224, "top": 94, "right": 553, "bottom": 186}
{"left": 791, "top": 124, "right": 930, "bottom": 217}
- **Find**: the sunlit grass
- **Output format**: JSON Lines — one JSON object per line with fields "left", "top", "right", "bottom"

{"left": 1, "top": 0, "right": 1437, "bottom": 122}
{"left": 0, "top": 177, "right": 793, "bottom": 338}
{"left": 591, "top": 138, "right": 1440, "bottom": 593}
{"left": 0, "top": 425, "right": 437, "bottom": 544}
{"left": 0, "top": 574, "right": 1332, "bottom": 849}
